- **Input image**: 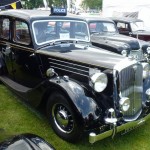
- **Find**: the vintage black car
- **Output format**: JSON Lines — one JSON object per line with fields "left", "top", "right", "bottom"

{"left": 0, "top": 133, "right": 55, "bottom": 150}
{"left": 0, "top": 9, "right": 150, "bottom": 144}
{"left": 83, "top": 17, "right": 150, "bottom": 61}
{"left": 112, "top": 17, "right": 150, "bottom": 42}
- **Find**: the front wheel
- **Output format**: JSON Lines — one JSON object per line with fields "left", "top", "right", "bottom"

{"left": 46, "top": 92, "right": 83, "bottom": 142}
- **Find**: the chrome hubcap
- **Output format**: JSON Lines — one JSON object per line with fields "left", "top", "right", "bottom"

{"left": 52, "top": 104, "right": 74, "bottom": 133}
{"left": 56, "top": 110, "right": 69, "bottom": 127}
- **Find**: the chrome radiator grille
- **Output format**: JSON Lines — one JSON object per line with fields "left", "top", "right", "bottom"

{"left": 119, "top": 64, "right": 143, "bottom": 121}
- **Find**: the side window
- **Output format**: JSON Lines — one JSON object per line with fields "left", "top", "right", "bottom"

{"left": 89, "top": 23, "right": 96, "bottom": 33}
{"left": 117, "top": 22, "right": 129, "bottom": 32}
{"left": 75, "top": 22, "right": 88, "bottom": 40}
{"left": 0, "top": 18, "right": 10, "bottom": 39}
{"left": 14, "top": 20, "right": 31, "bottom": 45}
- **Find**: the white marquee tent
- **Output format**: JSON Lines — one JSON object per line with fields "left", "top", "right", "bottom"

{"left": 102, "top": 0, "right": 150, "bottom": 30}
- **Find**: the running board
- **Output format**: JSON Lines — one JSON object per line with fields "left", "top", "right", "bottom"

{"left": 0, "top": 76, "right": 31, "bottom": 93}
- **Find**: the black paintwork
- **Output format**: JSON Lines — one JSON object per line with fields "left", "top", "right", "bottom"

{"left": 0, "top": 9, "right": 150, "bottom": 142}
{"left": 112, "top": 17, "right": 150, "bottom": 42}
{"left": 80, "top": 17, "right": 150, "bottom": 57}
{"left": 0, "top": 9, "right": 125, "bottom": 130}
{"left": 0, "top": 133, "right": 55, "bottom": 150}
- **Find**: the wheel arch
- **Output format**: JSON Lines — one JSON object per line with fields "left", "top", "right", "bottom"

{"left": 0, "top": 54, "right": 6, "bottom": 75}
{"left": 40, "top": 78, "right": 102, "bottom": 129}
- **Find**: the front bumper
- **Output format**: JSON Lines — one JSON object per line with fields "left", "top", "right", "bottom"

{"left": 89, "top": 113, "right": 150, "bottom": 144}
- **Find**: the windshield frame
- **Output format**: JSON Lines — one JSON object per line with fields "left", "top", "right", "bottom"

{"left": 130, "top": 21, "right": 145, "bottom": 32}
{"left": 32, "top": 19, "right": 90, "bottom": 46}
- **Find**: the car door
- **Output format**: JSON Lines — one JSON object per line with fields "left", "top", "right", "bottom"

{"left": 11, "top": 19, "right": 45, "bottom": 87}
{"left": 115, "top": 21, "right": 131, "bottom": 36}
{"left": 0, "top": 17, "right": 44, "bottom": 88}
{"left": 0, "top": 17, "right": 13, "bottom": 77}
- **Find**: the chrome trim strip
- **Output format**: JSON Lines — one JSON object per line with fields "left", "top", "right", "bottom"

{"left": 114, "top": 57, "right": 137, "bottom": 72}
{"left": 0, "top": 41, "right": 34, "bottom": 52}
{"left": 49, "top": 62, "right": 89, "bottom": 74}
{"left": 89, "top": 113, "right": 150, "bottom": 144}
{"left": 50, "top": 65, "right": 89, "bottom": 77}
{"left": 48, "top": 57, "right": 90, "bottom": 69}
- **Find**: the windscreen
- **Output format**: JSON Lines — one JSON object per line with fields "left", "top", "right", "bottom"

{"left": 89, "top": 22, "right": 118, "bottom": 34}
{"left": 130, "top": 21, "right": 144, "bottom": 31}
{"left": 32, "top": 20, "right": 90, "bottom": 45}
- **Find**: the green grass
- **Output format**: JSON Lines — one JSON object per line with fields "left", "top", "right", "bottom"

{"left": 0, "top": 84, "right": 150, "bottom": 150}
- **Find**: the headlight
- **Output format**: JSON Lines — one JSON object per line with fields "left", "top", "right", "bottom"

{"left": 146, "top": 88, "right": 150, "bottom": 101}
{"left": 142, "top": 63, "right": 150, "bottom": 79}
{"left": 90, "top": 72, "right": 108, "bottom": 92}
{"left": 119, "top": 97, "right": 130, "bottom": 112}
{"left": 147, "top": 47, "right": 150, "bottom": 54}
{"left": 121, "top": 50, "right": 128, "bottom": 57}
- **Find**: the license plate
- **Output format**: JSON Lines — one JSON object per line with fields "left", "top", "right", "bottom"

{"left": 121, "top": 119, "right": 145, "bottom": 135}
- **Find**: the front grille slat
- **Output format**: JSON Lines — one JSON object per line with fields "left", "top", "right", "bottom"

{"left": 119, "top": 64, "right": 143, "bottom": 121}
{"left": 48, "top": 57, "right": 90, "bottom": 77}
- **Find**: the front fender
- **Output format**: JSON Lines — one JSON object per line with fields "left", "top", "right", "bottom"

{"left": 49, "top": 78, "right": 102, "bottom": 129}
{"left": 0, "top": 53, "right": 5, "bottom": 75}
{"left": 0, "top": 53, "right": 5, "bottom": 68}
{"left": 27, "top": 77, "right": 102, "bottom": 129}
{"left": 143, "top": 76, "right": 150, "bottom": 101}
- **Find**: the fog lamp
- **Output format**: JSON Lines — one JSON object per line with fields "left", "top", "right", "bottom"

{"left": 142, "top": 63, "right": 150, "bottom": 79}
{"left": 119, "top": 97, "right": 130, "bottom": 112}
{"left": 121, "top": 50, "right": 128, "bottom": 57}
{"left": 147, "top": 47, "right": 150, "bottom": 54}
{"left": 146, "top": 88, "right": 150, "bottom": 101}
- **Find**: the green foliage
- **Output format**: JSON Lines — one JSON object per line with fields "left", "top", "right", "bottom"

{"left": 47, "top": 0, "right": 53, "bottom": 6}
{"left": 23, "top": 0, "right": 67, "bottom": 9}
{"left": 52, "top": 0, "right": 67, "bottom": 6}
{"left": 1, "top": 85, "right": 150, "bottom": 149}
{"left": 82, "top": 0, "right": 102, "bottom": 9}
{"left": 23, "top": 0, "right": 43, "bottom": 9}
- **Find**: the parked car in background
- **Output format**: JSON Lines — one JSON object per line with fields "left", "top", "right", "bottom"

{"left": 112, "top": 17, "right": 150, "bottom": 42}
{"left": 83, "top": 17, "right": 150, "bottom": 61}
{"left": 0, "top": 9, "right": 150, "bottom": 144}
{"left": 0, "top": 133, "right": 55, "bottom": 150}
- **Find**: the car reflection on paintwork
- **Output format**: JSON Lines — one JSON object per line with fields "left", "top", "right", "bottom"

{"left": 0, "top": 133, "right": 55, "bottom": 150}
{"left": 80, "top": 17, "right": 150, "bottom": 61}
{"left": 112, "top": 17, "right": 150, "bottom": 42}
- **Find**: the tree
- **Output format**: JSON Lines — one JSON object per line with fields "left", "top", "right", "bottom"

{"left": 42, "top": 0, "right": 67, "bottom": 8}
{"left": 47, "top": 0, "right": 53, "bottom": 7}
{"left": 23, "top": 0, "right": 43, "bottom": 9}
{"left": 82, "top": 0, "right": 102, "bottom": 10}
{"left": 23, "top": 0, "right": 67, "bottom": 9}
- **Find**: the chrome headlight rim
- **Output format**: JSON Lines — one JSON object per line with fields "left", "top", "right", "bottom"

{"left": 119, "top": 97, "right": 130, "bottom": 112}
{"left": 142, "top": 62, "right": 150, "bottom": 79}
{"left": 146, "top": 88, "right": 150, "bottom": 101}
{"left": 147, "top": 47, "right": 150, "bottom": 54}
{"left": 121, "top": 50, "right": 128, "bottom": 57}
{"left": 90, "top": 72, "right": 108, "bottom": 92}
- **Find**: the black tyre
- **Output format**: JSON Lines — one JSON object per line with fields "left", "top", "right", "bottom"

{"left": 0, "top": 66, "right": 3, "bottom": 75}
{"left": 46, "top": 92, "right": 83, "bottom": 142}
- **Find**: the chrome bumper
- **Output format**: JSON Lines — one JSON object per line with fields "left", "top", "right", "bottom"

{"left": 89, "top": 113, "right": 150, "bottom": 144}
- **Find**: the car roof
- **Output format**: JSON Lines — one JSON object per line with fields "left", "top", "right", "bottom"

{"left": 74, "top": 16, "right": 114, "bottom": 23}
{"left": 0, "top": 9, "right": 86, "bottom": 22}
{"left": 110, "top": 17, "right": 143, "bottom": 23}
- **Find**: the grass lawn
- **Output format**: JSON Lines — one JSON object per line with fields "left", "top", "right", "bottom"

{"left": 0, "top": 84, "right": 150, "bottom": 150}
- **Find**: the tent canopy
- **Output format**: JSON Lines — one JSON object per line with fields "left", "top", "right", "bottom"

{"left": 102, "top": 0, "right": 150, "bottom": 30}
